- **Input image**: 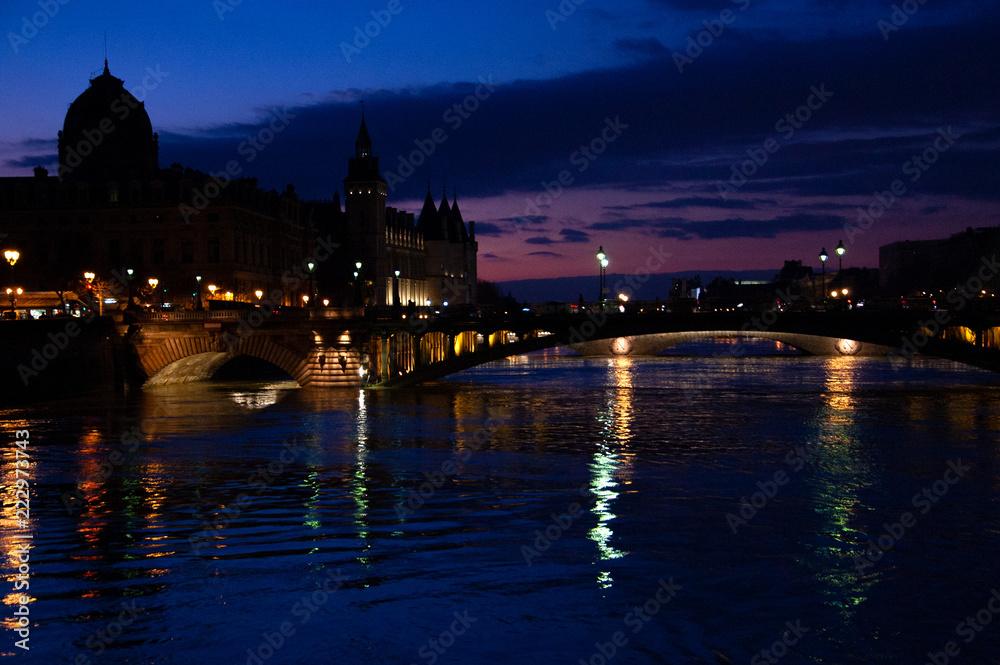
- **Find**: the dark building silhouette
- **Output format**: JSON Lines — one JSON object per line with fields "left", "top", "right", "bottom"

{"left": 0, "top": 62, "right": 478, "bottom": 308}
{"left": 879, "top": 226, "right": 1000, "bottom": 297}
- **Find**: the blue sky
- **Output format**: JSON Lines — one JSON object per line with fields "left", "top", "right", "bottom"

{"left": 1, "top": 0, "right": 997, "bottom": 280}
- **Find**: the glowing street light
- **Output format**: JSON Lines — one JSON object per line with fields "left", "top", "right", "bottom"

{"left": 596, "top": 246, "right": 608, "bottom": 302}
{"left": 354, "top": 262, "right": 363, "bottom": 306}
{"left": 255, "top": 289, "right": 263, "bottom": 300}
{"left": 147, "top": 277, "right": 160, "bottom": 309}
{"left": 6, "top": 286, "right": 22, "bottom": 315}
{"left": 835, "top": 239, "right": 846, "bottom": 272}
{"left": 207, "top": 284, "right": 218, "bottom": 299}
{"left": 5, "top": 249, "right": 19, "bottom": 290}
{"left": 195, "top": 275, "right": 203, "bottom": 311}
{"left": 302, "top": 294, "right": 310, "bottom": 305}
{"left": 819, "top": 248, "right": 828, "bottom": 300}
{"left": 307, "top": 261, "right": 316, "bottom": 308}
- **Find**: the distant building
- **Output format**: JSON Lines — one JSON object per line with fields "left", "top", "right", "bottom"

{"left": 0, "top": 61, "right": 478, "bottom": 308}
{"left": 879, "top": 226, "right": 1000, "bottom": 296}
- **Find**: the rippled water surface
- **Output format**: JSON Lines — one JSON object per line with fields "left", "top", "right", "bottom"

{"left": 3, "top": 351, "right": 1000, "bottom": 664}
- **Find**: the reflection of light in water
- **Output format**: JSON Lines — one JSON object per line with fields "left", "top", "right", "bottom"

{"left": 352, "top": 390, "right": 371, "bottom": 562}
{"left": 587, "top": 358, "right": 633, "bottom": 588}
{"left": 608, "top": 358, "right": 633, "bottom": 444}
{"left": 230, "top": 385, "right": 284, "bottom": 410}
{"left": 587, "top": 445, "right": 627, "bottom": 587}
{"left": 810, "top": 356, "right": 874, "bottom": 615}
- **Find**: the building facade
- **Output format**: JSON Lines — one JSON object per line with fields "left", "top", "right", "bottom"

{"left": 0, "top": 62, "right": 478, "bottom": 309}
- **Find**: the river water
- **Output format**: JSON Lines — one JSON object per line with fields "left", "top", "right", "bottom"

{"left": 2, "top": 348, "right": 999, "bottom": 664}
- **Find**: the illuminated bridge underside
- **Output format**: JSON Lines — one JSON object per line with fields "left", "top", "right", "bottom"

{"left": 131, "top": 321, "right": 364, "bottom": 388}
{"left": 119, "top": 311, "right": 1000, "bottom": 390}
{"left": 570, "top": 331, "right": 895, "bottom": 357}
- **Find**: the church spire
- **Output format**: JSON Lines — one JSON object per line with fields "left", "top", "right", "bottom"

{"left": 355, "top": 101, "right": 371, "bottom": 158}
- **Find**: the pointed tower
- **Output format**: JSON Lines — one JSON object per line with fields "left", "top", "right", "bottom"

{"left": 343, "top": 105, "right": 389, "bottom": 305}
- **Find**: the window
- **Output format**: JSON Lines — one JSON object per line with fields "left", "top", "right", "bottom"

{"left": 152, "top": 239, "right": 164, "bottom": 265}
{"left": 181, "top": 239, "right": 193, "bottom": 264}
{"left": 208, "top": 237, "right": 220, "bottom": 263}
{"left": 108, "top": 185, "right": 118, "bottom": 203}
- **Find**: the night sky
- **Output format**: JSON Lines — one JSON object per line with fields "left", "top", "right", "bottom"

{"left": 1, "top": 0, "right": 997, "bottom": 281}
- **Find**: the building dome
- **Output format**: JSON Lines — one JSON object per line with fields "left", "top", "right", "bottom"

{"left": 58, "top": 61, "right": 158, "bottom": 179}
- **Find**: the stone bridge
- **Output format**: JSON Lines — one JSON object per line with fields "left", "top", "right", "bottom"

{"left": 118, "top": 307, "right": 1000, "bottom": 389}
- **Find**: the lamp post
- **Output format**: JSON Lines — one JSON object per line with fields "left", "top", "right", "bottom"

{"left": 83, "top": 271, "right": 103, "bottom": 316}
{"left": 393, "top": 269, "right": 401, "bottom": 309}
{"left": 148, "top": 277, "right": 159, "bottom": 309}
{"left": 307, "top": 261, "right": 315, "bottom": 308}
{"left": 195, "top": 275, "right": 203, "bottom": 311}
{"left": 835, "top": 239, "right": 845, "bottom": 273}
{"left": 126, "top": 268, "right": 135, "bottom": 310}
{"left": 255, "top": 289, "right": 263, "bottom": 302}
{"left": 6, "top": 287, "right": 22, "bottom": 316}
{"left": 207, "top": 284, "right": 218, "bottom": 301}
{"left": 596, "top": 246, "right": 608, "bottom": 302}
{"left": 4, "top": 250, "right": 19, "bottom": 286}
{"left": 819, "top": 248, "right": 828, "bottom": 303}
{"left": 354, "top": 261, "right": 362, "bottom": 306}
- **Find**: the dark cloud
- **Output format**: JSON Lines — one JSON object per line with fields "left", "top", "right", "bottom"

{"left": 606, "top": 197, "right": 763, "bottom": 211}
{"left": 559, "top": 228, "right": 591, "bottom": 243}
{"left": 650, "top": 214, "right": 847, "bottom": 240}
{"left": 498, "top": 215, "right": 548, "bottom": 225}
{"left": 150, "top": 8, "right": 1000, "bottom": 229}
{"left": 588, "top": 218, "right": 658, "bottom": 231}
{"left": 471, "top": 222, "right": 504, "bottom": 237}
{"left": 525, "top": 237, "right": 555, "bottom": 245}
{"left": 527, "top": 251, "right": 562, "bottom": 257}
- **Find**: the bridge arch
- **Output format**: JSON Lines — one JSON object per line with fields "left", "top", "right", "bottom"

{"left": 570, "top": 331, "right": 895, "bottom": 357}
{"left": 140, "top": 335, "right": 310, "bottom": 387}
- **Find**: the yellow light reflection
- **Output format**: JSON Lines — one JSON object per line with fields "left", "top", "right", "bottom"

{"left": 811, "top": 356, "right": 877, "bottom": 616}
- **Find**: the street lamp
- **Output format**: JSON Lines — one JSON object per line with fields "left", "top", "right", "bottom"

{"left": 302, "top": 294, "right": 309, "bottom": 306}
{"left": 148, "top": 277, "right": 159, "bottom": 309}
{"left": 4, "top": 250, "right": 19, "bottom": 286}
{"left": 393, "top": 269, "right": 401, "bottom": 308}
{"left": 195, "top": 275, "right": 203, "bottom": 311}
{"left": 126, "top": 268, "right": 135, "bottom": 310}
{"left": 6, "top": 287, "right": 22, "bottom": 316}
{"left": 596, "top": 246, "right": 608, "bottom": 302}
{"left": 83, "top": 271, "right": 103, "bottom": 316}
{"left": 207, "top": 284, "right": 217, "bottom": 304}
{"left": 835, "top": 239, "right": 845, "bottom": 273}
{"left": 354, "top": 262, "right": 362, "bottom": 306}
{"left": 819, "top": 248, "right": 828, "bottom": 301}
{"left": 307, "top": 261, "right": 316, "bottom": 308}
{"left": 255, "top": 289, "right": 263, "bottom": 301}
